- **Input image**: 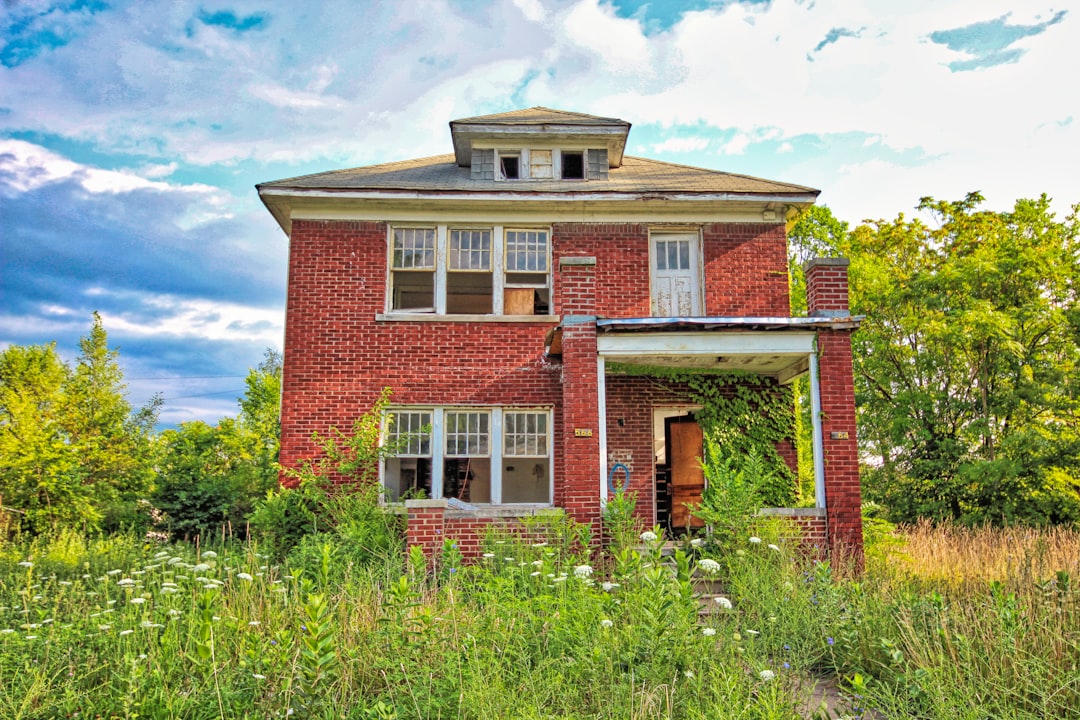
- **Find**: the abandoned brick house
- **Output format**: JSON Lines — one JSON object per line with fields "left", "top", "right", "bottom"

{"left": 257, "top": 107, "right": 863, "bottom": 559}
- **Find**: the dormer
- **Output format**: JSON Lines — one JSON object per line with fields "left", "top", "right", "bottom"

{"left": 449, "top": 107, "right": 631, "bottom": 182}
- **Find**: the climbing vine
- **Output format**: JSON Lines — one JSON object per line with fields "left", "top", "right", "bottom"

{"left": 607, "top": 364, "right": 799, "bottom": 506}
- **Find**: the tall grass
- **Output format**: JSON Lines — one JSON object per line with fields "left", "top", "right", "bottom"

{"left": 0, "top": 520, "right": 1077, "bottom": 719}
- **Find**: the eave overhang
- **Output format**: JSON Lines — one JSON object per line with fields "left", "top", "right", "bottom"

{"left": 256, "top": 188, "right": 820, "bottom": 236}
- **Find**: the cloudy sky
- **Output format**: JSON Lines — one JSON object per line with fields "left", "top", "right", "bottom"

{"left": 2, "top": 0, "right": 1076, "bottom": 426}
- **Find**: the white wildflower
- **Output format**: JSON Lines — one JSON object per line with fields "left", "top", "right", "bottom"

{"left": 201, "top": 551, "right": 218, "bottom": 559}
{"left": 573, "top": 565, "right": 593, "bottom": 578}
{"left": 192, "top": 564, "right": 211, "bottom": 573}
{"left": 759, "top": 670, "right": 776, "bottom": 681}
{"left": 0, "top": 629, "right": 14, "bottom": 634}
{"left": 531, "top": 559, "right": 544, "bottom": 567}
{"left": 640, "top": 530, "right": 658, "bottom": 542}
{"left": 684, "top": 669, "right": 694, "bottom": 679}
{"left": 698, "top": 558, "right": 721, "bottom": 574}
{"left": 107, "top": 569, "right": 122, "bottom": 576}
{"left": 120, "top": 629, "right": 134, "bottom": 636}
{"left": 161, "top": 587, "right": 178, "bottom": 594}
{"left": 714, "top": 596, "right": 733, "bottom": 609}
{"left": 749, "top": 536, "right": 762, "bottom": 544}
{"left": 253, "top": 674, "right": 266, "bottom": 680}
{"left": 600, "top": 619, "right": 613, "bottom": 629}
{"left": 248, "top": 621, "right": 261, "bottom": 626}
{"left": 601, "top": 582, "right": 617, "bottom": 592}
{"left": 768, "top": 544, "right": 781, "bottom": 552}
{"left": 531, "top": 542, "right": 548, "bottom": 548}
{"left": 746, "top": 629, "right": 760, "bottom": 636}
{"left": 59, "top": 581, "right": 72, "bottom": 586}
{"left": 690, "top": 538, "right": 704, "bottom": 548}
{"left": 702, "top": 627, "right": 716, "bottom": 636}
{"left": 530, "top": 571, "right": 542, "bottom": 577}
{"left": 482, "top": 553, "right": 495, "bottom": 559}
{"left": 98, "top": 624, "right": 111, "bottom": 631}
{"left": 25, "top": 635, "right": 37, "bottom": 640}
{"left": 18, "top": 561, "right": 33, "bottom": 568}
{"left": 168, "top": 609, "right": 182, "bottom": 618}
{"left": 140, "top": 620, "right": 155, "bottom": 628}
{"left": 117, "top": 578, "right": 136, "bottom": 587}
{"left": 130, "top": 597, "right": 146, "bottom": 605}
{"left": 236, "top": 573, "right": 254, "bottom": 581}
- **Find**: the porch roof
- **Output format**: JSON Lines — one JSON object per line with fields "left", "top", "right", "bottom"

{"left": 588, "top": 315, "right": 862, "bottom": 383}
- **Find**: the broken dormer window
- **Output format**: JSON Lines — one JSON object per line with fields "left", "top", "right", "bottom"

{"left": 500, "top": 154, "right": 519, "bottom": 180}
{"left": 561, "top": 151, "right": 584, "bottom": 179}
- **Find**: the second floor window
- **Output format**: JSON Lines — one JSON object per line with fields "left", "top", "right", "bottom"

{"left": 389, "top": 225, "right": 551, "bottom": 316}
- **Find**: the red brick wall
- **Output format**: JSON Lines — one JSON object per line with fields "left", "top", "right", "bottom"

{"left": 551, "top": 222, "right": 789, "bottom": 318}
{"left": 805, "top": 258, "right": 851, "bottom": 316}
{"left": 703, "top": 223, "right": 790, "bottom": 316}
{"left": 281, "top": 220, "right": 562, "bottom": 476}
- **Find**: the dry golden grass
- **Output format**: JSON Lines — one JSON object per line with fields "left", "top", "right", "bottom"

{"left": 894, "top": 519, "right": 1080, "bottom": 584}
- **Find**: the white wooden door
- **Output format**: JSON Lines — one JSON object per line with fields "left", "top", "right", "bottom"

{"left": 651, "top": 233, "right": 701, "bottom": 316}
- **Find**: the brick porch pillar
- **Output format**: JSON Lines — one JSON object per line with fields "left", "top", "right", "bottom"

{"left": 805, "top": 258, "right": 864, "bottom": 561}
{"left": 558, "top": 256, "right": 603, "bottom": 532}
{"left": 405, "top": 499, "right": 447, "bottom": 562}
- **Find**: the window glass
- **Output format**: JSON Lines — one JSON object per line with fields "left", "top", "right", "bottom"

{"left": 506, "top": 230, "right": 549, "bottom": 272}
{"left": 445, "top": 411, "right": 490, "bottom": 456}
{"left": 386, "top": 411, "right": 431, "bottom": 456}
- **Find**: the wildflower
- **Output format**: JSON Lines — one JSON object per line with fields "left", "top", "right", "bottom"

{"left": 759, "top": 670, "right": 776, "bottom": 681}
{"left": 117, "top": 578, "right": 136, "bottom": 587}
{"left": 248, "top": 621, "right": 261, "bottom": 626}
{"left": 25, "top": 635, "right": 37, "bottom": 640}
{"left": 601, "top": 582, "right": 616, "bottom": 592}
{"left": 827, "top": 636, "right": 835, "bottom": 645}
{"left": 531, "top": 542, "right": 548, "bottom": 548}
{"left": 140, "top": 620, "right": 155, "bottom": 628}
{"left": 236, "top": 573, "right": 254, "bottom": 581}
{"left": 746, "top": 629, "right": 760, "bottom": 636}
{"left": 698, "top": 558, "right": 721, "bottom": 574}
{"left": 640, "top": 530, "right": 658, "bottom": 542}
{"left": 749, "top": 536, "right": 762, "bottom": 544}
{"left": 130, "top": 597, "right": 147, "bottom": 605}
{"left": 690, "top": 538, "right": 704, "bottom": 548}
{"left": 161, "top": 587, "right": 178, "bottom": 594}
{"left": 168, "top": 609, "right": 182, "bottom": 618}
{"left": 768, "top": 543, "right": 781, "bottom": 552}
{"left": 192, "top": 563, "right": 211, "bottom": 573}
{"left": 684, "top": 669, "right": 694, "bottom": 679}
{"left": 99, "top": 624, "right": 112, "bottom": 631}
{"left": 120, "top": 629, "right": 134, "bottom": 636}
{"left": 600, "top": 619, "right": 613, "bottom": 629}
{"left": 531, "top": 560, "right": 544, "bottom": 567}
{"left": 504, "top": 557, "right": 515, "bottom": 562}
{"left": 574, "top": 565, "right": 593, "bottom": 578}
{"left": 530, "top": 571, "right": 542, "bottom": 577}
{"left": 18, "top": 561, "right": 33, "bottom": 568}
{"left": 782, "top": 662, "right": 791, "bottom": 669}
{"left": 107, "top": 569, "right": 122, "bottom": 575}
{"left": 59, "top": 581, "right": 72, "bottom": 586}
{"left": 714, "top": 596, "right": 733, "bottom": 609}
{"left": 201, "top": 551, "right": 218, "bottom": 559}
{"left": 0, "top": 629, "right": 14, "bottom": 634}
{"left": 702, "top": 628, "right": 716, "bottom": 636}
{"left": 253, "top": 674, "right": 266, "bottom": 680}
{"left": 552, "top": 576, "right": 567, "bottom": 583}
{"left": 482, "top": 553, "right": 495, "bottom": 559}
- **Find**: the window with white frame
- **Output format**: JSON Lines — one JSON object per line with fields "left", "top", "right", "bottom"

{"left": 382, "top": 410, "right": 433, "bottom": 501}
{"left": 382, "top": 407, "right": 552, "bottom": 505}
{"left": 390, "top": 228, "right": 436, "bottom": 311}
{"left": 387, "top": 225, "right": 551, "bottom": 316}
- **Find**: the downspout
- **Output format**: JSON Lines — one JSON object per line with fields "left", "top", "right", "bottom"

{"left": 597, "top": 354, "right": 608, "bottom": 504}
{"left": 809, "top": 342, "right": 827, "bottom": 509}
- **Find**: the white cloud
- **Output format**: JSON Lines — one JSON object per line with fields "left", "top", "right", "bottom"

{"left": 651, "top": 136, "right": 709, "bottom": 153}
{"left": 91, "top": 291, "right": 283, "bottom": 346}
{"left": 513, "top": 0, "right": 546, "bottom": 23}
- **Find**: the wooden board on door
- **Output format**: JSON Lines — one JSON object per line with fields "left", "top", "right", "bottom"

{"left": 668, "top": 417, "right": 705, "bottom": 529}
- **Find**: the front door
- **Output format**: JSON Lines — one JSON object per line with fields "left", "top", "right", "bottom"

{"left": 651, "top": 233, "right": 702, "bottom": 316}
{"left": 666, "top": 415, "right": 705, "bottom": 529}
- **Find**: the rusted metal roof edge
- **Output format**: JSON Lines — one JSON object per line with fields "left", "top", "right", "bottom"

{"left": 595, "top": 316, "right": 864, "bottom": 332}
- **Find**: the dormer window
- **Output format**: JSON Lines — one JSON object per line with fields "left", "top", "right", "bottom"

{"left": 561, "top": 152, "right": 584, "bottom": 180}
{"left": 500, "top": 154, "right": 519, "bottom": 180}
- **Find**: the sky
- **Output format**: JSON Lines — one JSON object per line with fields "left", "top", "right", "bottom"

{"left": 2, "top": 0, "right": 1077, "bottom": 426}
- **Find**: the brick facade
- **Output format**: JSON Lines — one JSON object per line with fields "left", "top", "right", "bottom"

{"left": 277, "top": 218, "right": 863, "bottom": 562}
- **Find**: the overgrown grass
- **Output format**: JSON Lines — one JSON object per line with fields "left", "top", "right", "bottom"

{"left": 1, "top": 520, "right": 1078, "bottom": 719}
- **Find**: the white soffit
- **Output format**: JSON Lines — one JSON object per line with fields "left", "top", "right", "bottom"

{"left": 596, "top": 331, "right": 816, "bottom": 357}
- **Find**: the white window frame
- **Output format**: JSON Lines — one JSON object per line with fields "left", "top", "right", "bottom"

{"left": 493, "top": 148, "right": 590, "bottom": 182}
{"left": 380, "top": 406, "right": 553, "bottom": 506}
{"left": 387, "top": 224, "right": 551, "bottom": 316}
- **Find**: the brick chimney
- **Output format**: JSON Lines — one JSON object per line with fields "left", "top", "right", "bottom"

{"left": 804, "top": 257, "right": 851, "bottom": 317}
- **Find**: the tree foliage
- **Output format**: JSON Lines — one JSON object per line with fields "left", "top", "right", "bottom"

{"left": 791, "top": 194, "right": 1080, "bottom": 526}
{"left": 0, "top": 313, "right": 159, "bottom": 533}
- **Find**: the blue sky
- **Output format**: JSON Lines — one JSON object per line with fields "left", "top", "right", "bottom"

{"left": 2, "top": 0, "right": 1076, "bottom": 426}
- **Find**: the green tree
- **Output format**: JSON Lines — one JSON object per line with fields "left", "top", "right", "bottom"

{"left": 850, "top": 193, "right": 1080, "bottom": 525}
{"left": 0, "top": 314, "right": 159, "bottom": 533}
{"left": 152, "top": 349, "right": 282, "bottom": 539}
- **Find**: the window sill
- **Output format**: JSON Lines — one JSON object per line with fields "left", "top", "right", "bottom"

{"left": 377, "top": 313, "right": 561, "bottom": 324}
{"left": 393, "top": 499, "right": 561, "bottom": 519}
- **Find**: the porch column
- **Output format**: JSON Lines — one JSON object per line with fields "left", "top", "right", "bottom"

{"left": 558, "top": 256, "right": 603, "bottom": 531}
{"left": 805, "top": 258, "right": 864, "bottom": 559}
